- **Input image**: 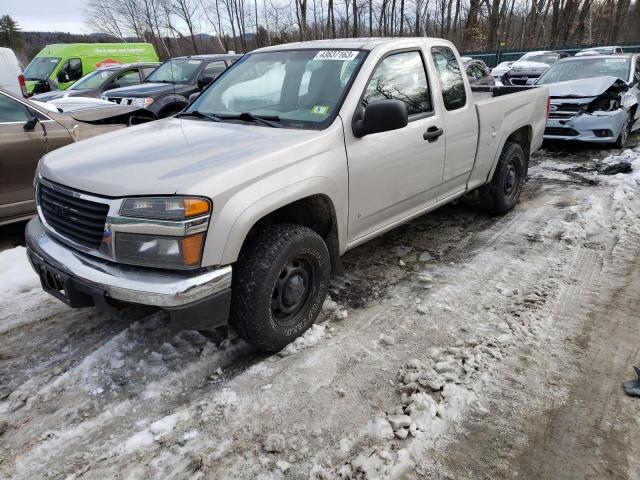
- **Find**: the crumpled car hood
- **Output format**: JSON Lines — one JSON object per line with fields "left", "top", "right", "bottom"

{"left": 547, "top": 76, "right": 628, "bottom": 98}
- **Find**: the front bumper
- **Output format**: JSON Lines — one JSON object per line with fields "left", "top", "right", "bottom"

{"left": 26, "top": 217, "right": 232, "bottom": 325}
{"left": 544, "top": 109, "right": 628, "bottom": 143}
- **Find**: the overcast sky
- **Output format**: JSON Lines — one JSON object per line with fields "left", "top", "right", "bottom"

{"left": 5, "top": 0, "right": 88, "bottom": 33}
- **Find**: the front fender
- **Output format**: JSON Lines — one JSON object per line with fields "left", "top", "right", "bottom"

{"left": 217, "top": 177, "right": 345, "bottom": 266}
{"left": 197, "top": 146, "right": 349, "bottom": 266}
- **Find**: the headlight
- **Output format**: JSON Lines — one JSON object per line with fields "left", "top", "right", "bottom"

{"left": 116, "top": 232, "right": 206, "bottom": 269}
{"left": 120, "top": 197, "right": 210, "bottom": 220}
{"left": 131, "top": 97, "right": 154, "bottom": 108}
{"left": 117, "top": 196, "right": 211, "bottom": 269}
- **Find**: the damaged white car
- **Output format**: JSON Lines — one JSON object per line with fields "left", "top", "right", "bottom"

{"left": 536, "top": 54, "right": 640, "bottom": 148}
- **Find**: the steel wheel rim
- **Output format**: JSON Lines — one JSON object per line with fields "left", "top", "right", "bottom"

{"left": 271, "top": 256, "right": 314, "bottom": 327}
{"left": 504, "top": 160, "right": 519, "bottom": 197}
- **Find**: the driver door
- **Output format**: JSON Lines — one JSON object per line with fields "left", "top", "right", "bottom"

{"left": 56, "top": 58, "right": 83, "bottom": 89}
{"left": 0, "top": 93, "right": 48, "bottom": 221}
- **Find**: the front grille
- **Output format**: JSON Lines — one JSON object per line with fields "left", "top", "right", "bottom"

{"left": 105, "top": 97, "right": 135, "bottom": 106}
{"left": 38, "top": 183, "right": 109, "bottom": 249}
{"left": 544, "top": 127, "right": 579, "bottom": 137}
{"left": 549, "top": 103, "right": 584, "bottom": 119}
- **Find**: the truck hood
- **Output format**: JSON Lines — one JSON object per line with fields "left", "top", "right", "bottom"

{"left": 40, "top": 117, "right": 330, "bottom": 196}
{"left": 546, "top": 76, "right": 628, "bottom": 99}
{"left": 104, "top": 82, "right": 187, "bottom": 98}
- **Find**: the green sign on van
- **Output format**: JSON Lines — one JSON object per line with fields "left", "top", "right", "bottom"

{"left": 23, "top": 43, "right": 159, "bottom": 95}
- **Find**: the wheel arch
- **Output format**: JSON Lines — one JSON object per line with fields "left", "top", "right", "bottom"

{"left": 219, "top": 190, "right": 342, "bottom": 274}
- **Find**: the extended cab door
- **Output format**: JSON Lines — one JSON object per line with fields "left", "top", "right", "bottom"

{"left": 345, "top": 50, "right": 446, "bottom": 243}
{"left": 429, "top": 46, "right": 479, "bottom": 200}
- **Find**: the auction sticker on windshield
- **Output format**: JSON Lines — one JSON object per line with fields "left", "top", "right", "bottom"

{"left": 314, "top": 50, "right": 359, "bottom": 61}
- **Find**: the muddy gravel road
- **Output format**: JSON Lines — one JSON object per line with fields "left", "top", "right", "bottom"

{"left": 1, "top": 139, "right": 640, "bottom": 480}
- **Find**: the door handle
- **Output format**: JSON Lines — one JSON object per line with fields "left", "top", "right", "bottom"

{"left": 423, "top": 126, "right": 443, "bottom": 142}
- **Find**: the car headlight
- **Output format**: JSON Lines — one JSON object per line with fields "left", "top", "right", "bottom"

{"left": 115, "top": 232, "right": 206, "bottom": 269}
{"left": 120, "top": 197, "right": 210, "bottom": 220}
{"left": 116, "top": 196, "right": 211, "bottom": 269}
{"left": 131, "top": 97, "right": 154, "bottom": 108}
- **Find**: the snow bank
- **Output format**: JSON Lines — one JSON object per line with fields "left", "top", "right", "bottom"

{"left": 0, "top": 246, "right": 40, "bottom": 297}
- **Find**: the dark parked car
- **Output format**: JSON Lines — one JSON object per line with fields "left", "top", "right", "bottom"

{"left": 502, "top": 51, "right": 569, "bottom": 86}
{"left": 0, "top": 88, "right": 153, "bottom": 226}
{"left": 102, "top": 54, "right": 242, "bottom": 118}
{"left": 31, "top": 63, "right": 160, "bottom": 102}
{"left": 461, "top": 57, "right": 495, "bottom": 86}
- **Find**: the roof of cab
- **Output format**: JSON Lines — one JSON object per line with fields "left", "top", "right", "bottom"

{"left": 559, "top": 53, "right": 636, "bottom": 62}
{"left": 96, "top": 62, "right": 161, "bottom": 71}
{"left": 253, "top": 37, "right": 436, "bottom": 53}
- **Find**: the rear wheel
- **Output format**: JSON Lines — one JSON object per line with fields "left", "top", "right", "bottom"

{"left": 230, "top": 223, "right": 330, "bottom": 352}
{"left": 479, "top": 141, "right": 526, "bottom": 215}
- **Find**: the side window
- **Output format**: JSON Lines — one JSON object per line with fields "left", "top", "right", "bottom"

{"left": 116, "top": 69, "right": 141, "bottom": 86}
{"left": 475, "top": 65, "right": 489, "bottom": 80}
{"left": 0, "top": 94, "right": 30, "bottom": 122}
{"left": 635, "top": 59, "right": 640, "bottom": 84}
{"left": 201, "top": 61, "right": 227, "bottom": 81}
{"left": 59, "top": 58, "right": 83, "bottom": 82}
{"left": 467, "top": 65, "right": 481, "bottom": 80}
{"left": 362, "top": 51, "right": 432, "bottom": 116}
{"left": 431, "top": 46, "right": 467, "bottom": 111}
{"left": 142, "top": 67, "right": 157, "bottom": 78}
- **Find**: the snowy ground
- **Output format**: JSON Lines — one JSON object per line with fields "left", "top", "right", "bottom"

{"left": 2, "top": 139, "right": 640, "bottom": 479}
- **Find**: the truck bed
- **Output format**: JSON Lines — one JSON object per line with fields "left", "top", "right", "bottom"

{"left": 467, "top": 84, "right": 549, "bottom": 191}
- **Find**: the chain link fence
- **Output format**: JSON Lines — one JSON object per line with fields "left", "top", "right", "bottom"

{"left": 463, "top": 43, "right": 640, "bottom": 68}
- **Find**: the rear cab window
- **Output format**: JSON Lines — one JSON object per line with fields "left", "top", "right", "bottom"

{"left": 361, "top": 50, "right": 433, "bottom": 118}
{"left": 431, "top": 46, "right": 467, "bottom": 111}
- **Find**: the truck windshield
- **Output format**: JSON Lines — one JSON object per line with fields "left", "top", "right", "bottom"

{"left": 537, "top": 58, "right": 631, "bottom": 84}
{"left": 188, "top": 49, "right": 366, "bottom": 129}
{"left": 24, "top": 57, "right": 61, "bottom": 81}
{"left": 69, "top": 69, "right": 113, "bottom": 90}
{"left": 146, "top": 59, "right": 203, "bottom": 84}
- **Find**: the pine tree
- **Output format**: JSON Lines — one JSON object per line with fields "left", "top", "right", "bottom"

{"left": 0, "top": 15, "right": 24, "bottom": 50}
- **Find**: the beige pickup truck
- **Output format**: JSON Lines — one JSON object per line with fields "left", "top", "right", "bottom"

{"left": 26, "top": 38, "right": 549, "bottom": 351}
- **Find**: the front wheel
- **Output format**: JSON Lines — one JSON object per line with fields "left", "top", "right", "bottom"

{"left": 613, "top": 113, "right": 632, "bottom": 149}
{"left": 479, "top": 141, "right": 526, "bottom": 215}
{"left": 230, "top": 223, "right": 330, "bottom": 352}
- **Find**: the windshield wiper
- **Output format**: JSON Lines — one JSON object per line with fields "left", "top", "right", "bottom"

{"left": 215, "top": 112, "right": 282, "bottom": 128}
{"left": 175, "top": 110, "right": 221, "bottom": 122}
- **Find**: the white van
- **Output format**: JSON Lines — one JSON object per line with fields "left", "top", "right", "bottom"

{"left": 0, "top": 47, "right": 27, "bottom": 97}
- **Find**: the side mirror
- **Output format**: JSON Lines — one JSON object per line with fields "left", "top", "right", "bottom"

{"left": 188, "top": 92, "right": 201, "bottom": 104}
{"left": 58, "top": 72, "right": 70, "bottom": 83}
{"left": 24, "top": 117, "right": 39, "bottom": 131}
{"left": 352, "top": 100, "right": 408, "bottom": 138}
{"left": 197, "top": 76, "right": 213, "bottom": 89}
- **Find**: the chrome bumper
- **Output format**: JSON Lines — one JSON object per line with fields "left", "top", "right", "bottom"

{"left": 25, "top": 217, "right": 232, "bottom": 308}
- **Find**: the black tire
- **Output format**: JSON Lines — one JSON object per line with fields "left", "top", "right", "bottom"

{"left": 479, "top": 141, "right": 526, "bottom": 215}
{"left": 613, "top": 113, "right": 632, "bottom": 149}
{"left": 230, "top": 223, "right": 331, "bottom": 352}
